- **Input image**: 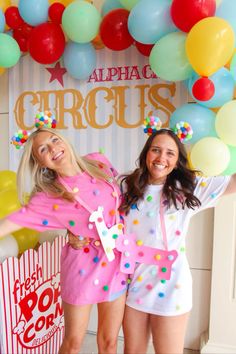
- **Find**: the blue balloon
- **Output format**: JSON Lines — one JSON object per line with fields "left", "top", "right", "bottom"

{"left": 216, "top": 0, "right": 236, "bottom": 43}
{"left": 128, "top": 0, "right": 176, "bottom": 44}
{"left": 63, "top": 42, "right": 96, "bottom": 80}
{"left": 101, "top": 0, "right": 124, "bottom": 16}
{"left": 0, "top": 10, "right": 5, "bottom": 33}
{"left": 19, "top": 0, "right": 49, "bottom": 26}
{"left": 188, "top": 68, "right": 235, "bottom": 108}
{"left": 169, "top": 103, "right": 217, "bottom": 144}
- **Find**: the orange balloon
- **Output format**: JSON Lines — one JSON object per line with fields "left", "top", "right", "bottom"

{"left": 92, "top": 34, "right": 105, "bottom": 50}
{"left": 0, "top": 67, "right": 6, "bottom": 76}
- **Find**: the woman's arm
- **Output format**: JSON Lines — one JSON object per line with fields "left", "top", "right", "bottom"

{"left": 224, "top": 174, "right": 236, "bottom": 195}
{"left": 0, "top": 218, "right": 23, "bottom": 239}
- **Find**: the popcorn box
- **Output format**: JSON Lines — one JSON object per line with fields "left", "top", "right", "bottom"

{"left": 0, "top": 236, "right": 67, "bottom": 354}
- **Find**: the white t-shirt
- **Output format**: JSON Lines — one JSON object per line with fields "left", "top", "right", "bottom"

{"left": 125, "top": 175, "right": 231, "bottom": 316}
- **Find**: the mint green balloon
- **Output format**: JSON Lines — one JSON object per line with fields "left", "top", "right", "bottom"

{"left": 62, "top": 0, "right": 101, "bottom": 43}
{"left": 222, "top": 145, "right": 236, "bottom": 175}
{"left": 149, "top": 31, "right": 194, "bottom": 82}
{"left": 0, "top": 33, "right": 21, "bottom": 68}
{"left": 119, "top": 0, "right": 140, "bottom": 10}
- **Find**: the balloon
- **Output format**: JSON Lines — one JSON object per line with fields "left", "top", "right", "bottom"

{"left": 49, "top": 0, "right": 74, "bottom": 5}
{"left": 12, "top": 228, "right": 39, "bottom": 253}
{"left": 0, "top": 9, "right": 5, "bottom": 32}
{"left": 62, "top": 0, "right": 101, "bottom": 43}
{"left": 135, "top": 41, "right": 154, "bottom": 56}
{"left": 149, "top": 32, "right": 194, "bottom": 82}
{"left": 39, "top": 229, "right": 66, "bottom": 244}
{"left": 190, "top": 137, "right": 230, "bottom": 176}
{"left": 101, "top": 0, "right": 124, "bottom": 16}
{"left": 192, "top": 77, "right": 215, "bottom": 101}
{"left": 216, "top": 0, "right": 236, "bottom": 38}
{"left": 188, "top": 67, "right": 235, "bottom": 108}
{"left": 186, "top": 17, "right": 235, "bottom": 76}
{"left": 119, "top": 0, "right": 140, "bottom": 10}
{"left": 63, "top": 42, "right": 96, "bottom": 80}
{"left": 0, "top": 33, "right": 21, "bottom": 68}
{"left": 49, "top": 2, "right": 65, "bottom": 24}
{"left": 0, "top": 170, "right": 17, "bottom": 190}
{"left": 92, "top": 34, "right": 105, "bottom": 50}
{"left": 0, "top": 67, "right": 5, "bottom": 75}
{"left": 171, "top": 0, "right": 216, "bottom": 33}
{"left": 28, "top": 22, "right": 65, "bottom": 64}
{"left": 100, "top": 9, "right": 133, "bottom": 51}
{"left": 5, "top": 6, "right": 24, "bottom": 29}
{"left": 230, "top": 53, "right": 236, "bottom": 83}
{"left": 215, "top": 100, "right": 236, "bottom": 146}
{"left": 128, "top": 0, "right": 176, "bottom": 44}
{"left": 169, "top": 103, "right": 217, "bottom": 144}
{"left": 0, "top": 0, "right": 11, "bottom": 11}
{"left": 0, "top": 235, "right": 19, "bottom": 263}
{"left": 0, "top": 188, "right": 20, "bottom": 218}
{"left": 18, "top": 0, "right": 48, "bottom": 26}
{"left": 222, "top": 145, "right": 236, "bottom": 175}
{"left": 11, "top": 0, "right": 18, "bottom": 5}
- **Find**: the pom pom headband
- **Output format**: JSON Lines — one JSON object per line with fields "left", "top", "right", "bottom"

{"left": 143, "top": 116, "right": 193, "bottom": 143}
{"left": 11, "top": 111, "right": 57, "bottom": 149}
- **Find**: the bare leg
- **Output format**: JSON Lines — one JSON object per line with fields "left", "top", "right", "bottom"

{"left": 58, "top": 301, "right": 92, "bottom": 354}
{"left": 150, "top": 312, "right": 190, "bottom": 354}
{"left": 123, "top": 305, "right": 151, "bottom": 354}
{"left": 97, "top": 293, "right": 126, "bottom": 354}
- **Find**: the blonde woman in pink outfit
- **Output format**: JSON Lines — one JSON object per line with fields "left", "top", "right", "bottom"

{"left": 0, "top": 125, "right": 127, "bottom": 354}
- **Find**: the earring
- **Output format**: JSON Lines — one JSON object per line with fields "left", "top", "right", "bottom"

{"left": 42, "top": 167, "right": 48, "bottom": 174}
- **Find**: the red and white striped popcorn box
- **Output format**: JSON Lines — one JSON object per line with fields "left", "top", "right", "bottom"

{"left": 0, "top": 236, "right": 67, "bottom": 354}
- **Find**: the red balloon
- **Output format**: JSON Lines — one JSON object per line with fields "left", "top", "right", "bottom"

{"left": 5, "top": 6, "right": 24, "bottom": 30}
{"left": 100, "top": 9, "right": 133, "bottom": 51}
{"left": 13, "top": 29, "right": 28, "bottom": 52}
{"left": 170, "top": 0, "right": 216, "bottom": 32}
{"left": 28, "top": 22, "right": 66, "bottom": 65}
{"left": 192, "top": 77, "right": 215, "bottom": 101}
{"left": 135, "top": 41, "right": 154, "bottom": 57}
{"left": 49, "top": 3, "right": 65, "bottom": 24}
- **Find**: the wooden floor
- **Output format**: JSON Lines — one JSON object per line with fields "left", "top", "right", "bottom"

{"left": 81, "top": 332, "right": 199, "bottom": 354}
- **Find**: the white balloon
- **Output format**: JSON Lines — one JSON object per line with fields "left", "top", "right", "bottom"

{"left": 0, "top": 235, "right": 19, "bottom": 263}
{"left": 39, "top": 229, "right": 67, "bottom": 244}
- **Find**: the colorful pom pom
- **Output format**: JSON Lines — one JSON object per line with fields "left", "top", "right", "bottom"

{"left": 35, "top": 110, "right": 57, "bottom": 129}
{"left": 172, "top": 121, "right": 193, "bottom": 143}
{"left": 143, "top": 116, "right": 162, "bottom": 136}
{"left": 11, "top": 130, "right": 30, "bottom": 149}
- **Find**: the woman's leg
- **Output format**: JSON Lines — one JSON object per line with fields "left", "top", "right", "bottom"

{"left": 150, "top": 312, "right": 190, "bottom": 354}
{"left": 97, "top": 293, "right": 126, "bottom": 354}
{"left": 123, "top": 305, "right": 151, "bottom": 354}
{"left": 58, "top": 301, "right": 92, "bottom": 354}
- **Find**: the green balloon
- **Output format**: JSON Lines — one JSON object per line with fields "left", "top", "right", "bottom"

{"left": 0, "top": 33, "right": 21, "bottom": 68}
{"left": 119, "top": 0, "right": 140, "bottom": 10}
{"left": 222, "top": 145, "right": 236, "bottom": 175}
{"left": 62, "top": 0, "right": 101, "bottom": 43}
{"left": 149, "top": 31, "right": 194, "bottom": 82}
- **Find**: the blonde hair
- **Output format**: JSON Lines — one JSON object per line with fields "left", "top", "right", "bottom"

{"left": 17, "top": 128, "right": 114, "bottom": 205}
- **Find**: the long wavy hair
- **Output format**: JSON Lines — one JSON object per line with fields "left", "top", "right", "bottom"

{"left": 17, "top": 128, "right": 114, "bottom": 205}
{"left": 120, "top": 129, "right": 201, "bottom": 214}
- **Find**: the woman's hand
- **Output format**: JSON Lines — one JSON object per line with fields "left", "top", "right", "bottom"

{"left": 68, "top": 231, "right": 91, "bottom": 249}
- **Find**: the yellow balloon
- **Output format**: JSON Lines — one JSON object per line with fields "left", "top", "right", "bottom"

{"left": 13, "top": 228, "right": 39, "bottom": 253}
{"left": 0, "top": 67, "right": 6, "bottom": 76}
{"left": 186, "top": 17, "right": 235, "bottom": 76}
{"left": 0, "top": 0, "right": 11, "bottom": 11}
{"left": 0, "top": 170, "right": 17, "bottom": 190}
{"left": 49, "top": 0, "right": 74, "bottom": 5}
{"left": 0, "top": 188, "right": 20, "bottom": 218}
{"left": 190, "top": 137, "right": 230, "bottom": 176}
{"left": 215, "top": 100, "right": 236, "bottom": 146}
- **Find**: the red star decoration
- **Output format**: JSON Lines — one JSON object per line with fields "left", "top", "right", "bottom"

{"left": 46, "top": 62, "right": 67, "bottom": 87}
